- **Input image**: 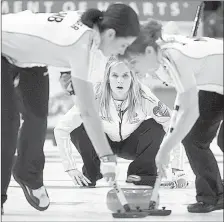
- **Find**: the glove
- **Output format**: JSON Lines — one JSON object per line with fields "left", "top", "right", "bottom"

{"left": 100, "top": 154, "right": 117, "bottom": 184}
{"left": 66, "top": 169, "right": 91, "bottom": 186}
{"left": 59, "top": 71, "right": 75, "bottom": 95}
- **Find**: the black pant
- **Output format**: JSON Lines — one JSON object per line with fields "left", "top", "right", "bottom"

{"left": 70, "top": 118, "right": 165, "bottom": 186}
{"left": 217, "top": 121, "right": 223, "bottom": 152}
{"left": 182, "top": 90, "right": 223, "bottom": 205}
{"left": 1, "top": 57, "right": 49, "bottom": 205}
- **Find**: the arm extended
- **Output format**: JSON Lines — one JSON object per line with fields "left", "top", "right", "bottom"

{"left": 54, "top": 104, "right": 83, "bottom": 171}
{"left": 142, "top": 83, "right": 187, "bottom": 169}
{"left": 68, "top": 32, "right": 114, "bottom": 159}
{"left": 158, "top": 49, "right": 200, "bottom": 156}
{"left": 71, "top": 78, "right": 113, "bottom": 158}
{"left": 159, "top": 87, "right": 199, "bottom": 155}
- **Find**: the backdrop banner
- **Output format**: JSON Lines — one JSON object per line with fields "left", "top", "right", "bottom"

{"left": 2, "top": 0, "right": 202, "bottom": 21}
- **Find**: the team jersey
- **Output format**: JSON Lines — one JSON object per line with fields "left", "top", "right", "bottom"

{"left": 96, "top": 82, "right": 171, "bottom": 141}
{"left": 2, "top": 10, "right": 101, "bottom": 81}
{"left": 156, "top": 36, "right": 223, "bottom": 95}
{"left": 60, "top": 82, "right": 171, "bottom": 141}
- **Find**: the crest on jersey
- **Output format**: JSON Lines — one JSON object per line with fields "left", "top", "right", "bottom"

{"left": 153, "top": 101, "right": 170, "bottom": 117}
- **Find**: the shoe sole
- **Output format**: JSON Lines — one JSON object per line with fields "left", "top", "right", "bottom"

{"left": 13, "top": 173, "right": 49, "bottom": 211}
{"left": 188, "top": 205, "right": 223, "bottom": 213}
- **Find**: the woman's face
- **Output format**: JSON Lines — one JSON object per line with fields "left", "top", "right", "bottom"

{"left": 100, "top": 29, "right": 136, "bottom": 56}
{"left": 109, "top": 63, "right": 132, "bottom": 100}
{"left": 128, "top": 47, "right": 160, "bottom": 76}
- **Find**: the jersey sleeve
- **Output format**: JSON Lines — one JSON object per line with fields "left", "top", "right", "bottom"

{"left": 141, "top": 84, "right": 171, "bottom": 132}
{"left": 54, "top": 104, "right": 83, "bottom": 172}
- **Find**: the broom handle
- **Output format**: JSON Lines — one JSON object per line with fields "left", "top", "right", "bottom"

{"left": 191, "top": 1, "right": 205, "bottom": 37}
{"left": 150, "top": 174, "right": 162, "bottom": 203}
{"left": 112, "top": 180, "right": 131, "bottom": 212}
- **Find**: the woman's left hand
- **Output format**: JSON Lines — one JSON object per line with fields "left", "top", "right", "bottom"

{"left": 67, "top": 169, "right": 91, "bottom": 186}
{"left": 155, "top": 149, "right": 170, "bottom": 178}
{"left": 60, "top": 72, "right": 75, "bottom": 95}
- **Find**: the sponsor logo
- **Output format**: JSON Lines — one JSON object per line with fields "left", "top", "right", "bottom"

{"left": 2, "top": 0, "right": 201, "bottom": 21}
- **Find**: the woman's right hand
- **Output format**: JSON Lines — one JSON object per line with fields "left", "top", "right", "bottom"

{"left": 66, "top": 169, "right": 91, "bottom": 186}
{"left": 100, "top": 154, "right": 117, "bottom": 184}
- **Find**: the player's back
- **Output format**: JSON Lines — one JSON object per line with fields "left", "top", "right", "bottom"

{"left": 2, "top": 10, "right": 92, "bottom": 68}
{"left": 162, "top": 37, "right": 223, "bottom": 94}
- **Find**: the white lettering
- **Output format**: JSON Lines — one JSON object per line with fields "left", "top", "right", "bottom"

{"left": 142, "top": 2, "right": 154, "bottom": 16}
{"left": 157, "top": 2, "right": 167, "bottom": 16}
{"left": 170, "top": 2, "right": 180, "bottom": 16}
{"left": 14, "top": 1, "right": 23, "bottom": 13}
{"left": 78, "top": 1, "right": 87, "bottom": 11}
{"left": 97, "top": 2, "right": 109, "bottom": 11}
{"left": 129, "top": 2, "right": 139, "bottom": 15}
{"left": 27, "top": 1, "right": 39, "bottom": 13}
{"left": 44, "top": 1, "right": 53, "bottom": 13}
{"left": 62, "top": 1, "right": 76, "bottom": 11}
{"left": 1, "top": 1, "right": 9, "bottom": 14}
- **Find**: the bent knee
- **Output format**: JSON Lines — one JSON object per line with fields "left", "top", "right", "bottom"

{"left": 182, "top": 136, "right": 208, "bottom": 150}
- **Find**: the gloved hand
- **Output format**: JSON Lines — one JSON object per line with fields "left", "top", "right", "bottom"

{"left": 66, "top": 169, "right": 91, "bottom": 186}
{"left": 59, "top": 71, "right": 75, "bottom": 95}
{"left": 100, "top": 154, "right": 117, "bottom": 184}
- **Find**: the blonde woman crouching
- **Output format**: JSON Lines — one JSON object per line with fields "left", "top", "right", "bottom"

{"left": 54, "top": 59, "right": 186, "bottom": 188}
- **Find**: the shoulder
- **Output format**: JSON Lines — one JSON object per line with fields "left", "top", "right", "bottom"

{"left": 139, "top": 83, "right": 157, "bottom": 104}
{"left": 73, "top": 29, "right": 94, "bottom": 47}
{"left": 64, "top": 28, "right": 94, "bottom": 62}
{"left": 162, "top": 36, "right": 223, "bottom": 60}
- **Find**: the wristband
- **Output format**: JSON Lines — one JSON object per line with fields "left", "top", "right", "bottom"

{"left": 100, "top": 154, "right": 117, "bottom": 163}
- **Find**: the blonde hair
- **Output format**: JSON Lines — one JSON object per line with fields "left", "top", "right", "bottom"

{"left": 95, "top": 58, "right": 144, "bottom": 122}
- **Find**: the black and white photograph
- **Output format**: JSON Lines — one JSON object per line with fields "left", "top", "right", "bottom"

{"left": 1, "top": 0, "right": 223, "bottom": 221}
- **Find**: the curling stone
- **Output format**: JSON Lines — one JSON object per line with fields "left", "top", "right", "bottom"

{"left": 106, "top": 187, "right": 159, "bottom": 212}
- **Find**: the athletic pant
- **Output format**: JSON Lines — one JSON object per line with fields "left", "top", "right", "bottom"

{"left": 1, "top": 56, "right": 49, "bottom": 205}
{"left": 182, "top": 90, "right": 223, "bottom": 205}
{"left": 217, "top": 121, "right": 223, "bottom": 152}
{"left": 70, "top": 118, "right": 165, "bottom": 186}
